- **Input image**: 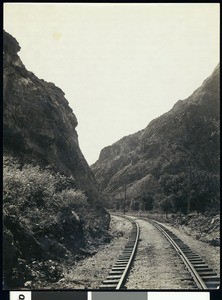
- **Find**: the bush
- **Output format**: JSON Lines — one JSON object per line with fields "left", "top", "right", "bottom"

{"left": 3, "top": 155, "right": 89, "bottom": 242}
{"left": 56, "top": 189, "right": 87, "bottom": 209}
{"left": 4, "top": 162, "right": 56, "bottom": 209}
{"left": 3, "top": 156, "right": 87, "bottom": 212}
{"left": 3, "top": 154, "right": 110, "bottom": 289}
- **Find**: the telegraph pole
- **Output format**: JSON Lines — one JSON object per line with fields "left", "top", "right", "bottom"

{"left": 123, "top": 182, "right": 126, "bottom": 215}
{"left": 187, "top": 159, "right": 192, "bottom": 215}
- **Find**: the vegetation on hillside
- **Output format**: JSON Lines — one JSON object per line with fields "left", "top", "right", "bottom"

{"left": 3, "top": 31, "right": 111, "bottom": 289}
{"left": 3, "top": 155, "right": 110, "bottom": 289}
{"left": 92, "top": 65, "right": 220, "bottom": 216}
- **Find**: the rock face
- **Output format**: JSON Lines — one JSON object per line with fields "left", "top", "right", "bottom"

{"left": 92, "top": 65, "right": 220, "bottom": 214}
{"left": 3, "top": 31, "right": 110, "bottom": 289}
{"left": 3, "top": 30, "right": 99, "bottom": 202}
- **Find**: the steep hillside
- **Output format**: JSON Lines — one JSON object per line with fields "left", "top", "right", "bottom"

{"left": 3, "top": 31, "right": 100, "bottom": 202}
{"left": 3, "top": 31, "right": 110, "bottom": 289}
{"left": 92, "top": 65, "right": 220, "bottom": 214}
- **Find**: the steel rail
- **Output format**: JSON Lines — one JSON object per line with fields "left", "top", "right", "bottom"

{"left": 116, "top": 217, "right": 140, "bottom": 289}
{"left": 99, "top": 215, "right": 140, "bottom": 290}
{"left": 151, "top": 220, "right": 220, "bottom": 290}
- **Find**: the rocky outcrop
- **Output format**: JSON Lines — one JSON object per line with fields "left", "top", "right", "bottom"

{"left": 3, "top": 31, "right": 110, "bottom": 289}
{"left": 3, "top": 30, "right": 99, "bottom": 202}
{"left": 92, "top": 65, "right": 220, "bottom": 213}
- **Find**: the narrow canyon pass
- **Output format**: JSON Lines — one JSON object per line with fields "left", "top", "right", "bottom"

{"left": 3, "top": 29, "right": 220, "bottom": 292}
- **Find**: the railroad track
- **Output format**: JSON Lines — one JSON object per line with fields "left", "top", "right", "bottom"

{"left": 151, "top": 220, "right": 220, "bottom": 289}
{"left": 99, "top": 215, "right": 140, "bottom": 290}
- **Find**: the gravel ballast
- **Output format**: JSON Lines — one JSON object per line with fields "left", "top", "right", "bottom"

{"left": 42, "top": 214, "right": 220, "bottom": 290}
{"left": 125, "top": 217, "right": 195, "bottom": 289}
{"left": 46, "top": 215, "right": 132, "bottom": 289}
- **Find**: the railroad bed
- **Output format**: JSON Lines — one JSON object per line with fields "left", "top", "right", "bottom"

{"left": 99, "top": 214, "right": 219, "bottom": 290}
{"left": 151, "top": 220, "right": 220, "bottom": 289}
{"left": 99, "top": 215, "right": 140, "bottom": 290}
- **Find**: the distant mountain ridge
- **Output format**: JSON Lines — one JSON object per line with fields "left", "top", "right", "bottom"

{"left": 92, "top": 65, "right": 220, "bottom": 213}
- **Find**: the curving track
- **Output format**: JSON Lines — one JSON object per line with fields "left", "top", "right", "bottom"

{"left": 99, "top": 215, "right": 140, "bottom": 290}
{"left": 151, "top": 220, "right": 220, "bottom": 289}
{"left": 99, "top": 214, "right": 219, "bottom": 290}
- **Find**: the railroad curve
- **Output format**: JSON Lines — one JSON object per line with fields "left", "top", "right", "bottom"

{"left": 151, "top": 220, "right": 220, "bottom": 289}
{"left": 99, "top": 214, "right": 219, "bottom": 290}
{"left": 99, "top": 215, "right": 140, "bottom": 290}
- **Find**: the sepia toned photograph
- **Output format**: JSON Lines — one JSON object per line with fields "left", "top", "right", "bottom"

{"left": 3, "top": 3, "right": 220, "bottom": 291}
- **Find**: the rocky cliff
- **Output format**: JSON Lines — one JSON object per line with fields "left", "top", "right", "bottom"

{"left": 3, "top": 31, "right": 110, "bottom": 289}
{"left": 3, "top": 31, "right": 100, "bottom": 202}
{"left": 92, "top": 65, "right": 220, "bottom": 214}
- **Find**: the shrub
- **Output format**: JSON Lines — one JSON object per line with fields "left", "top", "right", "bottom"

{"left": 3, "top": 162, "right": 56, "bottom": 209}
{"left": 3, "top": 155, "right": 88, "bottom": 229}
{"left": 56, "top": 189, "right": 87, "bottom": 209}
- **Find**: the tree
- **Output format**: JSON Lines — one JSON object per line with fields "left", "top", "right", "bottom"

{"left": 159, "top": 195, "right": 175, "bottom": 216}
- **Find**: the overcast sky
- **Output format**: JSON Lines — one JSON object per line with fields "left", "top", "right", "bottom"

{"left": 4, "top": 3, "right": 220, "bottom": 165}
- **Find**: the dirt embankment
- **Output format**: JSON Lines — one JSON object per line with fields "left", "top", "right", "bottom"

{"left": 31, "top": 213, "right": 220, "bottom": 290}
{"left": 145, "top": 213, "right": 220, "bottom": 247}
{"left": 34, "top": 215, "right": 132, "bottom": 289}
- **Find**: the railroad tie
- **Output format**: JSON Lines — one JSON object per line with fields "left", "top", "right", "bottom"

{"left": 152, "top": 220, "right": 220, "bottom": 290}
{"left": 99, "top": 215, "right": 140, "bottom": 290}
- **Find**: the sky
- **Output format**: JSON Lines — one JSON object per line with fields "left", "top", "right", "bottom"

{"left": 4, "top": 3, "right": 220, "bottom": 165}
